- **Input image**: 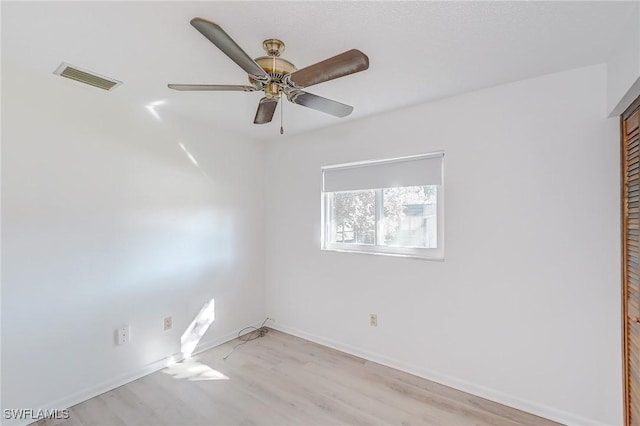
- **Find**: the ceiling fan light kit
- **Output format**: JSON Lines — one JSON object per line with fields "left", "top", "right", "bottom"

{"left": 169, "top": 17, "right": 369, "bottom": 131}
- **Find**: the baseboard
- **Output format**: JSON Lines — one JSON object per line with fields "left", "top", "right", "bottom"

{"left": 1, "top": 324, "right": 257, "bottom": 426}
{"left": 270, "top": 323, "right": 606, "bottom": 426}
{"left": 2, "top": 321, "right": 606, "bottom": 426}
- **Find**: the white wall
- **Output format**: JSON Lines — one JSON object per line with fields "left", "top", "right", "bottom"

{"left": 1, "top": 65, "right": 266, "bottom": 415}
{"left": 265, "top": 64, "right": 621, "bottom": 425}
{"left": 607, "top": 1, "right": 640, "bottom": 116}
{"left": 1, "top": 53, "right": 623, "bottom": 426}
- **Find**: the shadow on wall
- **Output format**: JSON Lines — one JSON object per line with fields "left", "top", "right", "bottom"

{"left": 117, "top": 209, "right": 236, "bottom": 294}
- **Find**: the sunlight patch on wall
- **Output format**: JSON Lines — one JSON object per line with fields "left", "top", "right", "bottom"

{"left": 145, "top": 100, "right": 166, "bottom": 121}
{"left": 176, "top": 140, "right": 214, "bottom": 182}
{"left": 178, "top": 142, "right": 199, "bottom": 167}
{"left": 181, "top": 298, "right": 216, "bottom": 359}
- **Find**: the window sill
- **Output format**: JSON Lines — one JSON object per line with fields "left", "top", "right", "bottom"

{"left": 321, "top": 245, "right": 444, "bottom": 261}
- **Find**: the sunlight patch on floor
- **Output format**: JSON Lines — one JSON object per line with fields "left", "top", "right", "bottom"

{"left": 163, "top": 358, "right": 229, "bottom": 381}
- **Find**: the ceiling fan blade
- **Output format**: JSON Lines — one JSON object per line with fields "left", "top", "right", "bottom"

{"left": 286, "top": 49, "right": 369, "bottom": 89}
{"left": 168, "top": 84, "right": 257, "bottom": 91}
{"left": 254, "top": 97, "right": 279, "bottom": 124}
{"left": 287, "top": 90, "right": 353, "bottom": 118}
{"left": 190, "top": 17, "right": 270, "bottom": 82}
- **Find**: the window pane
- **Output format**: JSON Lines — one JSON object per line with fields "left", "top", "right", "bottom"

{"left": 383, "top": 186, "right": 437, "bottom": 248}
{"left": 329, "top": 190, "right": 376, "bottom": 245}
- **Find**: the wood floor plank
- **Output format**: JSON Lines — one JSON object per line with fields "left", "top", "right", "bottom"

{"left": 31, "top": 329, "right": 560, "bottom": 426}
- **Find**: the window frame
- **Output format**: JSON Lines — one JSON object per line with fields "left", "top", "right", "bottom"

{"left": 320, "top": 153, "right": 444, "bottom": 260}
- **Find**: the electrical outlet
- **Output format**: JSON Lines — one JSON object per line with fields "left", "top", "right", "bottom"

{"left": 117, "top": 325, "right": 130, "bottom": 345}
{"left": 370, "top": 314, "right": 378, "bottom": 327}
{"left": 163, "top": 316, "right": 173, "bottom": 331}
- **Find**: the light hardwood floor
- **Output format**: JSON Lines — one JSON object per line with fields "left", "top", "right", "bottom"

{"left": 34, "top": 329, "right": 559, "bottom": 426}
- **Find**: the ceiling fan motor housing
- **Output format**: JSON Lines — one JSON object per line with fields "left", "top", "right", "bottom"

{"left": 249, "top": 39, "right": 297, "bottom": 98}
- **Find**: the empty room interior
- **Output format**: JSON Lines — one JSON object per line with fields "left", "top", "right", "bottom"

{"left": 2, "top": 1, "right": 640, "bottom": 425}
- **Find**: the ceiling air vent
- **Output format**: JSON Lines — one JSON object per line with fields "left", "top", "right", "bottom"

{"left": 53, "top": 62, "right": 122, "bottom": 91}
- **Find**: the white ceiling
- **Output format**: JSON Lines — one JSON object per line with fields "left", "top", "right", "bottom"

{"left": 2, "top": 1, "right": 636, "bottom": 141}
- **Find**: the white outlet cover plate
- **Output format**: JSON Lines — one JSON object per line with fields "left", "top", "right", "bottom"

{"left": 118, "top": 325, "right": 130, "bottom": 345}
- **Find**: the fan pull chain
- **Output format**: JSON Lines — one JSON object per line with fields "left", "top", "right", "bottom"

{"left": 280, "top": 95, "right": 284, "bottom": 135}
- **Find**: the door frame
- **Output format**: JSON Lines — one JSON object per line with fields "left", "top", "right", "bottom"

{"left": 622, "top": 98, "right": 640, "bottom": 426}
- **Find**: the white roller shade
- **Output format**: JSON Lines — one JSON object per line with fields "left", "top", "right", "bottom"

{"left": 323, "top": 153, "right": 443, "bottom": 192}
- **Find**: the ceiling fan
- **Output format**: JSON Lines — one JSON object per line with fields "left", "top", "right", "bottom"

{"left": 168, "top": 18, "right": 369, "bottom": 130}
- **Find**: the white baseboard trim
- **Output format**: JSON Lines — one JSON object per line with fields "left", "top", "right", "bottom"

{"left": 270, "top": 323, "right": 606, "bottom": 426}
{"left": 1, "top": 324, "right": 257, "bottom": 426}
{"left": 3, "top": 321, "right": 606, "bottom": 426}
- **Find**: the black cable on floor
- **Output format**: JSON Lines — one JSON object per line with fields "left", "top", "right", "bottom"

{"left": 223, "top": 317, "right": 272, "bottom": 360}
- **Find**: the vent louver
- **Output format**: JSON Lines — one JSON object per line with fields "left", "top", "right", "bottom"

{"left": 53, "top": 63, "right": 122, "bottom": 91}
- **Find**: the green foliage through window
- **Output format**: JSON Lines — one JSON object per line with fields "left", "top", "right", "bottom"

{"left": 328, "top": 186, "right": 437, "bottom": 249}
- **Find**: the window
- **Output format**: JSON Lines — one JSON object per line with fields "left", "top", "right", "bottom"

{"left": 321, "top": 153, "right": 444, "bottom": 259}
